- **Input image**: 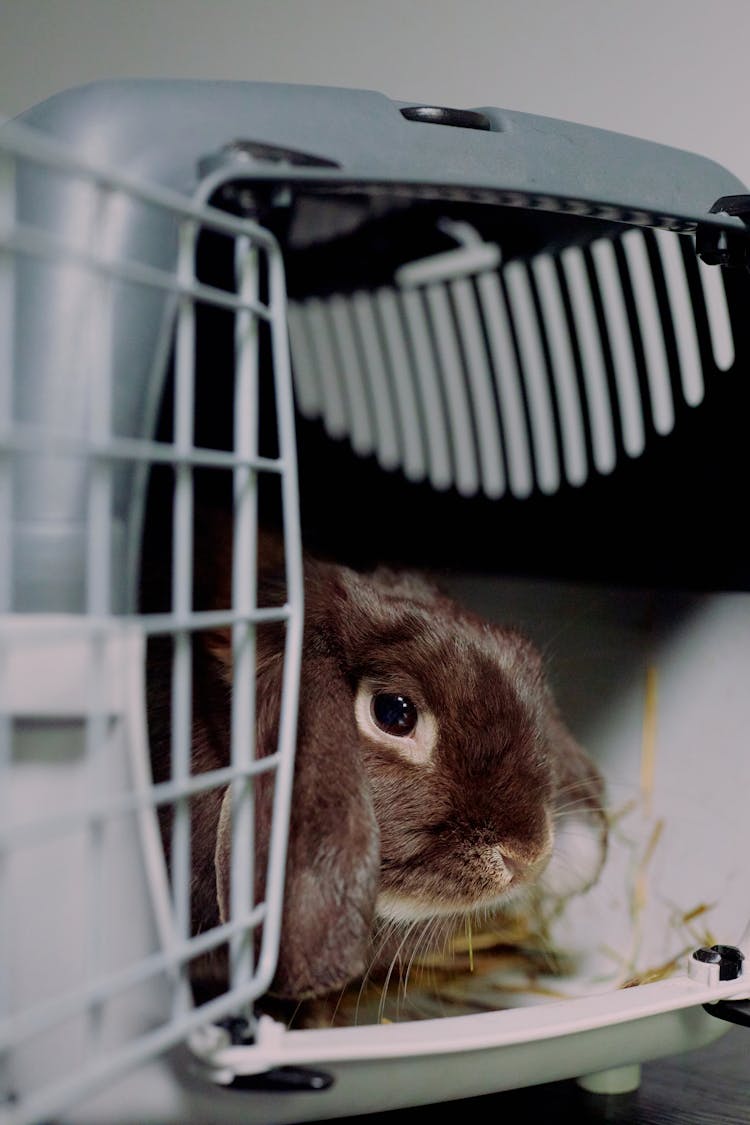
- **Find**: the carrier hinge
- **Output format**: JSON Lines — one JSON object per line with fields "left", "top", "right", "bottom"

{"left": 697, "top": 194, "right": 750, "bottom": 266}
{"left": 187, "top": 1014, "right": 335, "bottom": 1094}
{"left": 196, "top": 139, "right": 338, "bottom": 221}
{"left": 229, "top": 1065, "right": 335, "bottom": 1092}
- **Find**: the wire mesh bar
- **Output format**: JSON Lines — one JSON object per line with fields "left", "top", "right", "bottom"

{"left": 81, "top": 183, "right": 120, "bottom": 1052}
{"left": 0, "top": 142, "right": 11, "bottom": 1033}
{"left": 0, "top": 423, "right": 285, "bottom": 471}
{"left": 0, "top": 159, "right": 14, "bottom": 1104}
{"left": 0, "top": 701, "right": 9, "bottom": 1106}
{"left": 0, "top": 755, "right": 282, "bottom": 853}
{"left": 3, "top": 222, "right": 273, "bottom": 319}
{"left": 124, "top": 286, "right": 183, "bottom": 613}
{"left": 136, "top": 604, "right": 290, "bottom": 636}
{"left": 84, "top": 707, "right": 107, "bottom": 1055}
{"left": 229, "top": 234, "right": 260, "bottom": 996}
{"left": 0, "top": 116, "right": 280, "bottom": 249}
{"left": 252, "top": 239, "right": 304, "bottom": 998}
{"left": 85, "top": 191, "right": 116, "bottom": 618}
{"left": 0, "top": 151, "right": 13, "bottom": 612}
{"left": 170, "top": 216, "right": 199, "bottom": 1015}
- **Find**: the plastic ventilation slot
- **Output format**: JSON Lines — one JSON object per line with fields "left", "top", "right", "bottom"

{"left": 449, "top": 276, "right": 506, "bottom": 498}
{"left": 530, "top": 255, "right": 587, "bottom": 488}
{"left": 373, "top": 288, "right": 427, "bottom": 482}
{"left": 349, "top": 291, "right": 401, "bottom": 472}
{"left": 288, "top": 226, "right": 735, "bottom": 498}
{"left": 399, "top": 287, "right": 453, "bottom": 491}
{"left": 696, "top": 244, "right": 735, "bottom": 372}
{"left": 475, "top": 270, "right": 535, "bottom": 498}
{"left": 327, "top": 294, "right": 376, "bottom": 458}
{"left": 503, "top": 260, "right": 560, "bottom": 494}
{"left": 589, "top": 238, "right": 645, "bottom": 459}
{"left": 424, "top": 280, "right": 480, "bottom": 496}
{"left": 652, "top": 230, "right": 704, "bottom": 406}
{"left": 621, "top": 229, "right": 675, "bottom": 436}
{"left": 559, "top": 244, "right": 617, "bottom": 476}
{"left": 301, "top": 297, "right": 349, "bottom": 441}
{"left": 285, "top": 302, "right": 321, "bottom": 417}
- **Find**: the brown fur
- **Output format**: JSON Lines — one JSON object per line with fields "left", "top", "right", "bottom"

{"left": 147, "top": 514, "right": 607, "bottom": 1002}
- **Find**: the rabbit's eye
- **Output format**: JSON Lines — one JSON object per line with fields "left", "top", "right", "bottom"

{"left": 354, "top": 681, "right": 437, "bottom": 763}
{"left": 371, "top": 692, "right": 418, "bottom": 737}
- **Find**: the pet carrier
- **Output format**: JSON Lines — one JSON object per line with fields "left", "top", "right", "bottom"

{"left": 2, "top": 79, "right": 750, "bottom": 1125}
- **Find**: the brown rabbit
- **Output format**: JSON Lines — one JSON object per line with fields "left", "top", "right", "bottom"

{"left": 147, "top": 517, "right": 607, "bottom": 1003}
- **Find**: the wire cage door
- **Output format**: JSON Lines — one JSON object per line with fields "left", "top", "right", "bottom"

{"left": 0, "top": 118, "right": 304, "bottom": 1125}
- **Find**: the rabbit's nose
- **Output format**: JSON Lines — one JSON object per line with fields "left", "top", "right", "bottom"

{"left": 484, "top": 845, "right": 515, "bottom": 885}
{"left": 490, "top": 820, "right": 554, "bottom": 875}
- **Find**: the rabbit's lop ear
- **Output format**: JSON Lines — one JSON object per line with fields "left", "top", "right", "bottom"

{"left": 214, "top": 558, "right": 380, "bottom": 1001}
{"left": 273, "top": 647, "right": 380, "bottom": 998}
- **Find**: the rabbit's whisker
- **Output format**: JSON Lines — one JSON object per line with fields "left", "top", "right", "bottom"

{"left": 403, "top": 915, "right": 441, "bottom": 999}
{"left": 354, "top": 917, "right": 400, "bottom": 1025}
{"left": 377, "top": 921, "right": 419, "bottom": 1024}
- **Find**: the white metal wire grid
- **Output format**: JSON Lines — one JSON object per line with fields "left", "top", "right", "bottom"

{"left": 0, "top": 118, "right": 304, "bottom": 1125}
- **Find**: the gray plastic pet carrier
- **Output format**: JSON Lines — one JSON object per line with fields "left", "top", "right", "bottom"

{"left": 2, "top": 80, "right": 750, "bottom": 1125}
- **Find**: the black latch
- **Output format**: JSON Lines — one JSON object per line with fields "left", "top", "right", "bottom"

{"left": 230, "top": 1065, "right": 335, "bottom": 1093}
{"left": 696, "top": 195, "right": 750, "bottom": 266}
{"left": 703, "top": 997, "right": 750, "bottom": 1029}
{"left": 693, "top": 944, "right": 750, "bottom": 1030}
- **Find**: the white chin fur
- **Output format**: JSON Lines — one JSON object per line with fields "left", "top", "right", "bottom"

{"left": 375, "top": 893, "right": 458, "bottom": 924}
{"left": 539, "top": 816, "right": 604, "bottom": 899}
{"left": 375, "top": 882, "right": 527, "bottom": 925}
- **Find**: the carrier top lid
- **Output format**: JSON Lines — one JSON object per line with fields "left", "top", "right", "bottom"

{"left": 11, "top": 78, "right": 748, "bottom": 227}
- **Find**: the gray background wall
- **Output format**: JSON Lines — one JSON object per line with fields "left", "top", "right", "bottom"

{"left": 2, "top": 0, "right": 750, "bottom": 185}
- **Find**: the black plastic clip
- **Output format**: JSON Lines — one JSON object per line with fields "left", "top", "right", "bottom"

{"left": 692, "top": 943, "right": 744, "bottom": 980}
{"left": 230, "top": 1065, "right": 335, "bottom": 1093}
{"left": 703, "top": 997, "right": 750, "bottom": 1029}
{"left": 694, "top": 944, "right": 750, "bottom": 1030}
{"left": 207, "top": 1017, "right": 334, "bottom": 1093}
{"left": 696, "top": 195, "right": 750, "bottom": 267}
